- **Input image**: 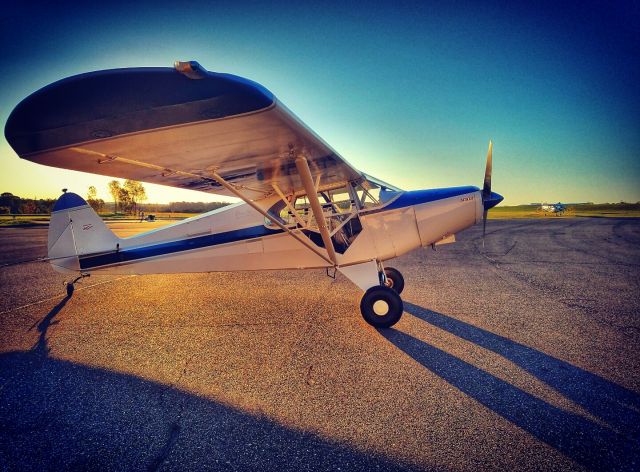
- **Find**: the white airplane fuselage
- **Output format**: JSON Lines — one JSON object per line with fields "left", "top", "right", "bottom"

{"left": 48, "top": 186, "right": 488, "bottom": 278}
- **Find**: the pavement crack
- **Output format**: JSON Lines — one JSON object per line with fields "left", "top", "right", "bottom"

{"left": 147, "top": 420, "right": 181, "bottom": 472}
{"left": 174, "top": 351, "right": 198, "bottom": 388}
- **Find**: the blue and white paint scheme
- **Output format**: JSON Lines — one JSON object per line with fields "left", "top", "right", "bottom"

{"left": 5, "top": 61, "right": 503, "bottom": 328}
{"left": 540, "top": 202, "right": 566, "bottom": 214}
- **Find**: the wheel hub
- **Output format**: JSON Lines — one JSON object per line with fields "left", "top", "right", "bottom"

{"left": 372, "top": 300, "right": 390, "bottom": 316}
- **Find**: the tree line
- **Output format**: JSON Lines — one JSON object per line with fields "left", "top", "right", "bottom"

{"left": 0, "top": 193, "right": 55, "bottom": 214}
{"left": 104, "top": 180, "right": 147, "bottom": 214}
{"left": 1, "top": 180, "right": 229, "bottom": 215}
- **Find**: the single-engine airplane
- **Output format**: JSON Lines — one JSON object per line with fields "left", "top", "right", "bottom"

{"left": 539, "top": 202, "right": 566, "bottom": 215}
{"left": 4, "top": 61, "right": 503, "bottom": 328}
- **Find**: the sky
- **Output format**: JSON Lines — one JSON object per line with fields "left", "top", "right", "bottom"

{"left": 1, "top": 1, "right": 638, "bottom": 205}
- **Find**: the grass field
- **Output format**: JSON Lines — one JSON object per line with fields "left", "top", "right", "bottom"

{"left": 0, "top": 215, "right": 51, "bottom": 226}
{"left": 0, "top": 212, "right": 199, "bottom": 226}
{"left": 2, "top": 205, "right": 639, "bottom": 226}
{"left": 488, "top": 204, "right": 640, "bottom": 219}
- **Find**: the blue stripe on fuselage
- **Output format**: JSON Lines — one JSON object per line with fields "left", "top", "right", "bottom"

{"left": 381, "top": 186, "right": 479, "bottom": 211}
{"left": 79, "top": 225, "right": 282, "bottom": 270}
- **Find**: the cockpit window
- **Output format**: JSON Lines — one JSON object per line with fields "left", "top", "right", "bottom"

{"left": 353, "top": 183, "right": 379, "bottom": 208}
{"left": 354, "top": 175, "right": 402, "bottom": 209}
{"left": 264, "top": 199, "right": 304, "bottom": 227}
{"left": 321, "top": 186, "right": 354, "bottom": 214}
{"left": 362, "top": 174, "right": 403, "bottom": 193}
{"left": 264, "top": 177, "right": 402, "bottom": 229}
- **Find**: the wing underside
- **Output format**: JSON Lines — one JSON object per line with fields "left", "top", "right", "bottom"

{"left": 5, "top": 62, "right": 363, "bottom": 200}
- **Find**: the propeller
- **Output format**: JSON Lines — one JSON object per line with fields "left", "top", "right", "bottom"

{"left": 481, "top": 141, "right": 503, "bottom": 248}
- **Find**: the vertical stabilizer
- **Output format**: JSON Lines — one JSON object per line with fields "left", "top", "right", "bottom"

{"left": 48, "top": 192, "right": 119, "bottom": 273}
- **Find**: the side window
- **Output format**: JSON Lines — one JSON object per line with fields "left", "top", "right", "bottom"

{"left": 353, "top": 183, "right": 380, "bottom": 208}
{"left": 264, "top": 180, "right": 396, "bottom": 229}
{"left": 264, "top": 197, "right": 309, "bottom": 228}
{"left": 322, "top": 186, "right": 354, "bottom": 214}
{"left": 264, "top": 200, "right": 287, "bottom": 227}
{"left": 353, "top": 178, "right": 401, "bottom": 209}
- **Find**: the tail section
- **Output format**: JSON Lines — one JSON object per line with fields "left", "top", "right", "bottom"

{"left": 48, "top": 192, "right": 119, "bottom": 273}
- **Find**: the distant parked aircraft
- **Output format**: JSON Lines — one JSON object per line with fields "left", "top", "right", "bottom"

{"left": 539, "top": 202, "right": 566, "bottom": 215}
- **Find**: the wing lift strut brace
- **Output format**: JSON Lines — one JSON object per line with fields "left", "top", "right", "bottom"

{"left": 73, "top": 147, "right": 337, "bottom": 266}
{"left": 207, "top": 166, "right": 336, "bottom": 266}
{"left": 294, "top": 156, "right": 338, "bottom": 265}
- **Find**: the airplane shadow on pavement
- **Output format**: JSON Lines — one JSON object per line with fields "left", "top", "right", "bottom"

{"left": 0, "top": 297, "right": 420, "bottom": 472}
{"left": 381, "top": 303, "right": 640, "bottom": 472}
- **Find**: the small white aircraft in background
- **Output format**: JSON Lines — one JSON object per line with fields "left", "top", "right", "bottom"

{"left": 540, "top": 202, "right": 566, "bottom": 215}
{"left": 4, "top": 61, "right": 503, "bottom": 328}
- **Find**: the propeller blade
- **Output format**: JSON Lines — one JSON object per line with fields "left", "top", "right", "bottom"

{"left": 482, "top": 140, "right": 492, "bottom": 199}
{"left": 482, "top": 140, "right": 492, "bottom": 249}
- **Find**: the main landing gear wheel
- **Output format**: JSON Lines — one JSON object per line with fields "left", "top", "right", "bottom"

{"left": 383, "top": 267, "right": 404, "bottom": 294}
{"left": 360, "top": 286, "right": 404, "bottom": 329}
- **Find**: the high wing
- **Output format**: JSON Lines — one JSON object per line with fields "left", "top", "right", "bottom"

{"left": 4, "top": 61, "right": 363, "bottom": 200}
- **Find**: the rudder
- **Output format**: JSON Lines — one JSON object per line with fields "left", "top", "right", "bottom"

{"left": 48, "top": 192, "right": 119, "bottom": 273}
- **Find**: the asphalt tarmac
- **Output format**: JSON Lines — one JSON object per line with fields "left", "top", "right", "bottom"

{"left": 0, "top": 218, "right": 638, "bottom": 471}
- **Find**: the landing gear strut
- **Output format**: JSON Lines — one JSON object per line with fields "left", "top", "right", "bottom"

{"left": 383, "top": 267, "right": 405, "bottom": 294}
{"left": 65, "top": 273, "right": 90, "bottom": 297}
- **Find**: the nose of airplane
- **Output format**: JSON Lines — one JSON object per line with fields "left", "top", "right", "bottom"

{"left": 483, "top": 191, "right": 504, "bottom": 210}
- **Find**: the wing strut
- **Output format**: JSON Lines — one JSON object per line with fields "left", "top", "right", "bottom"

{"left": 206, "top": 169, "right": 335, "bottom": 266}
{"left": 294, "top": 156, "right": 338, "bottom": 265}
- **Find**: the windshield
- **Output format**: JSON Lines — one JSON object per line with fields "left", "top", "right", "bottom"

{"left": 355, "top": 175, "right": 402, "bottom": 208}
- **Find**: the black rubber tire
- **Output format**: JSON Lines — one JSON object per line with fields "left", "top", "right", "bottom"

{"left": 66, "top": 283, "right": 74, "bottom": 297}
{"left": 383, "top": 267, "right": 405, "bottom": 294}
{"left": 360, "top": 286, "right": 404, "bottom": 329}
